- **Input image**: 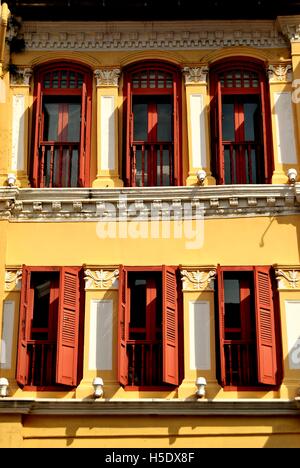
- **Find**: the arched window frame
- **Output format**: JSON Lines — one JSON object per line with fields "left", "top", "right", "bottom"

{"left": 31, "top": 61, "right": 92, "bottom": 188}
{"left": 210, "top": 58, "right": 274, "bottom": 185}
{"left": 123, "top": 61, "right": 182, "bottom": 187}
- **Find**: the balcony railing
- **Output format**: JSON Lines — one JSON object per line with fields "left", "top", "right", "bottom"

{"left": 222, "top": 141, "right": 263, "bottom": 184}
{"left": 27, "top": 341, "right": 56, "bottom": 386}
{"left": 127, "top": 340, "right": 162, "bottom": 386}
{"left": 38, "top": 141, "right": 80, "bottom": 188}
{"left": 224, "top": 341, "right": 257, "bottom": 386}
{"left": 130, "top": 141, "right": 174, "bottom": 187}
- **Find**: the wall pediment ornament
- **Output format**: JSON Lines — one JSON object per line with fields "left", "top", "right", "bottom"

{"left": 5, "top": 269, "right": 22, "bottom": 291}
{"left": 84, "top": 268, "right": 119, "bottom": 290}
{"left": 275, "top": 268, "right": 300, "bottom": 290}
{"left": 181, "top": 268, "right": 217, "bottom": 291}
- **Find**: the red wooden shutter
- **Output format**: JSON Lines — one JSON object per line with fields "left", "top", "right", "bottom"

{"left": 125, "top": 80, "right": 132, "bottom": 186}
{"left": 162, "top": 266, "right": 179, "bottom": 385}
{"left": 173, "top": 76, "right": 180, "bottom": 186}
{"left": 118, "top": 265, "right": 129, "bottom": 386}
{"left": 32, "top": 82, "right": 43, "bottom": 187}
{"left": 56, "top": 267, "right": 80, "bottom": 386}
{"left": 79, "top": 81, "right": 87, "bottom": 187}
{"left": 217, "top": 80, "right": 224, "bottom": 185}
{"left": 217, "top": 265, "right": 226, "bottom": 387}
{"left": 254, "top": 266, "right": 277, "bottom": 385}
{"left": 260, "top": 77, "right": 273, "bottom": 183}
{"left": 16, "top": 266, "right": 31, "bottom": 386}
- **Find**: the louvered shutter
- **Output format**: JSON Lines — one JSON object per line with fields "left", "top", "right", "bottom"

{"left": 162, "top": 266, "right": 179, "bottom": 385}
{"left": 217, "top": 80, "right": 225, "bottom": 185}
{"left": 118, "top": 265, "right": 129, "bottom": 386}
{"left": 32, "top": 81, "right": 43, "bottom": 187}
{"left": 217, "top": 265, "right": 226, "bottom": 386}
{"left": 254, "top": 266, "right": 277, "bottom": 385}
{"left": 56, "top": 267, "right": 80, "bottom": 386}
{"left": 16, "top": 266, "right": 31, "bottom": 386}
{"left": 79, "top": 82, "right": 87, "bottom": 187}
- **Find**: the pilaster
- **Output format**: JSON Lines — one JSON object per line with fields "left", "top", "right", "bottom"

{"left": 92, "top": 68, "right": 123, "bottom": 188}
{"left": 183, "top": 67, "right": 215, "bottom": 186}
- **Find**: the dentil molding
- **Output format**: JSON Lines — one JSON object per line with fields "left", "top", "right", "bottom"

{"left": 181, "top": 268, "right": 217, "bottom": 291}
{"left": 84, "top": 268, "right": 119, "bottom": 290}
{"left": 21, "top": 20, "right": 288, "bottom": 50}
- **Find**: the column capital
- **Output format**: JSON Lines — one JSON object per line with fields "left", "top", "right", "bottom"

{"left": 277, "top": 15, "right": 300, "bottom": 42}
{"left": 275, "top": 266, "right": 300, "bottom": 290}
{"left": 182, "top": 66, "right": 209, "bottom": 85}
{"left": 10, "top": 67, "right": 33, "bottom": 86}
{"left": 94, "top": 68, "right": 121, "bottom": 87}
{"left": 267, "top": 63, "right": 293, "bottom": 83}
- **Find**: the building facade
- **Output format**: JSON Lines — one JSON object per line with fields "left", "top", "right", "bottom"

{"left": 0, "top": 0, "right": 300, "bottom": 448}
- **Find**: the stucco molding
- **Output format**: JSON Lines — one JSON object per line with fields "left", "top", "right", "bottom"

{"left": 21, "top": 20, "right": 288, "bottom": 51}
{"left": 10, "top": 67, "right": 33, "bottom": 86}
{"left": 94, "top": 68, "right": 121, "bottom": 87}
{"left": 267, "top": 64, "right": 293, "bottom": 83}
{"left": 277, "top": 16, "right": 300, "bottom": 42}
{"left": 182, "top": 66, "right": 209, "bottom": 85}
{"left": 181, "top": 268, "right": 216, "bottom": 291}
{"left": 275, "top": 268, "right": 300, "bottom": 290}
{"left": 0, "top": 185, "right": 300, "bottom": 222}
{"left": 84, "top": 268, "right": 119, "bottom": 290}
{"left": 0, "top": 398, "right": 299, "bottom": 416}
{"left": 5, "top": 269, "right": 22, "bottom": 291}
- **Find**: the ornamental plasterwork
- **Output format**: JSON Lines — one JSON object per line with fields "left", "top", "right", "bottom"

{"left": 10, "top": 67, "right": 32, "bottom": 86}
{"left": 181, "top": 269, "right": 217, "bottom": 291}
{"left": 5, "top": 269, "right": 22, "bottom": 291}
{"left": 275, "top": 269, "right": 300, "bottom": 290}
{"left": 84, "top": 269, "right": 119, "bottom": 290}
{"left": 183, "top": 67, "right": 209, "bottom": 85}
{"left": 21, "top": 20, "right": 288, "bottom": 50}
{"left": 94, "top": 69, "right": 120, "bottom": 87}
{"left": 267, "top": 64, "right": 293, "bottom": 83}
{"left": 277, "top": 16, "right": 300, "bottom": 42}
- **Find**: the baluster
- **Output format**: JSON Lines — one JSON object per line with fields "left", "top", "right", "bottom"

{"left": 59, "top": 144, "right": 63, "bottom": 188}
{"left": 142, "top": 144, "right": 145, "bottom": 187}
{"left": 132, "top": 145, "right": 137, "bottom": 187}
{"left": 237, "top": 344, "right": 242, "bottom": 386}
{"left": 230, "top": 144, "right": 234, "bottom": 183}
{"left": 131, "top": 344, "right": 135, "bottom": 386}
{"left": 40, "top": 146, "right": 45, "bottom": 188}
{"left": 40, "top": 343, "right": 45, "bottom": 386}
{"left": 141, "top": 343, "right": 145, "bottom": 386}
{"left": 247, "top": 144, "right": 252, "bottom": 184}
{"left": 68, "top": 145, "right": 73, "bottom": 187}
{"left": 160, "top": 144, "right": 163, "bottom": 186}
{"left": 49, "top": 145, "right": 54, "bottom": 188}
{"left": 31, "top": 344, "right": 36, "bottom": 386}
{"left": 228, "top": 345, "right": 233, "bottom": 386}
{"left": 169, "top": 144, "right": 173, "bottom": 185}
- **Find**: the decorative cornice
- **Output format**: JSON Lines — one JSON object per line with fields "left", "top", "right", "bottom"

{"left": 182, "top": 66, "right": 209, "bottom": 85}
{"left": 94, "top": 68, "right": 121, "bottom": 87}
{"left": 10, "top": 67, "right": 33, "bottom": 86}
{"left": 5, "top": 269, "right": 22, "bottom": 291}
{"left": 21, "top": 20, "right": 288, "bottom": 51}
{"left": 84, "top": 268, "right": 119, "bottom": 290}
{"left": 181, "top": 268, "right": 216, "bottom": 291}
{"left": 0, "top": 398, "right": 299, "bottom": 416}
{"left": 0, "top": 185, "right": 299, "bottom": 222}
{"left": 267, "top": 64, "right": 293, "bottom": 83}
{"left": 277, "top": 16, "right": 300, "bottom": 42}
{"left": 275, "top": 268, "right": 300, "bottom": 290}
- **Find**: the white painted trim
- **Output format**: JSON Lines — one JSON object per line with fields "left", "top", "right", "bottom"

{"left": 100, "top": 95, "right": 115, "bottom": 171}
{"left": 0, "top": 301, "right": 15, "bottom": 369}
{"left": 11, "top": 94, "right": 25, "bottom": 171}
{"left": 189, "top": 301, "right": 211, "bottom": 370}
{"left": 285, "top": 300, "right": 300, "bottom": 370}
{"left": 89, "top": 300, "right": 113, "bottom": 371}
{"left": 190, "top": 94, "right": 207, "bottom": 169}
{"left": 274, "top": 92, "right": 297, "bottom": 165}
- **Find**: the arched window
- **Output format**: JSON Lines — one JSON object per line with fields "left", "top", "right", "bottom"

{"left": 123, "top": 62, "right": 181, "bottom": 187}
{"left": 31, "top": 62, "right": 92, "bottom": 188}
{"left": 210, "top": 59, "right": 273, "bottom": 185}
